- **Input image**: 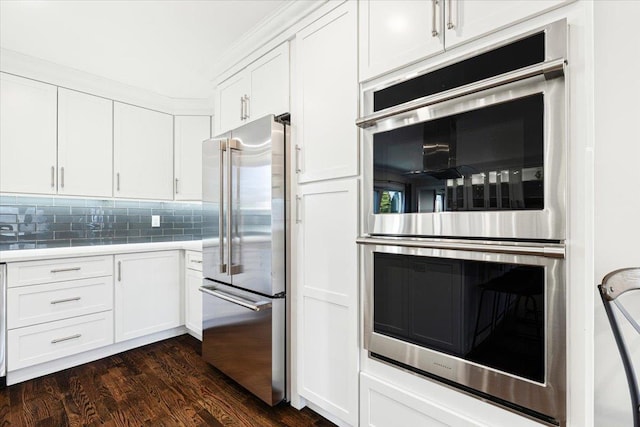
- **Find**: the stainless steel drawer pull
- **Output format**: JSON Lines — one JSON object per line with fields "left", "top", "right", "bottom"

{"left": 51, "top": 334, "right": 81, "bottom": 344}
{"left": 50, "top": 297, "right": 81, "bottom": 305}
{"left": 192, "top": 260, "right": 203, "bottom": 264}
{"left": 295, "top": 145, "right": 302, "bottom": 173}
{"left": 199, "top": 286, "right": 272, "bottom": 312}
{"left": 447, "top": 0, "right": 455, "bottom": 30}
{"left": 295, "top": 196, "right": 302, "bottom": 224}
{"left": 51, "top": 166, "right": 55, "bottom": 188}
{"left": 431, "top": 0, "right": 439, "bottom": 37}
{"left": 118, "top": 261, "right": 122, "bottom": 282}
{"left": 61, "top": 166, "right": 65, "bottom": 188}
{"left": 50, "top": 267, "right": 81, "bottom": 273}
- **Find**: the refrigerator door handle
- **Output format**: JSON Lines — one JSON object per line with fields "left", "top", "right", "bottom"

{"left": 199, "top": 286, "right": 272, "bottom": 312}
{"left": 219, "top": 140, "right": 227, "bottom": 274}
{"left": 227, "top": 138, "right": 243, "bottom": 275}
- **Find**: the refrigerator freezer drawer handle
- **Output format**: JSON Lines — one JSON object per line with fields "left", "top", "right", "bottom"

{"left": 199, "top": 287, "right": 272, "bottom": 312}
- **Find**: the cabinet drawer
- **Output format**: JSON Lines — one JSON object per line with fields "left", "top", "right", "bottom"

{"left": 8, "top": 256, "right": 113, "bottom": 287}
{"left": 8, "top": 311, "right": 114, "bottom": 371}
{"left": 186, "top": 251, "right": 203, "bottom": 272}
{"left": 8, "top": 277, "right": 113, "bottom": 329}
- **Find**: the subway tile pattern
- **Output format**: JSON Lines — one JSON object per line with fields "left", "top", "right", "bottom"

{"left": 0, "top": 194, "right": 202, "bottom": 251}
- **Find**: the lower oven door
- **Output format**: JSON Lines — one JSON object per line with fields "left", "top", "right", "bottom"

{"left": 360, "top": 238, "right": 565, "bottom": 424}
{"left": 200, "top": 280, "right": 285, "bottom": 406}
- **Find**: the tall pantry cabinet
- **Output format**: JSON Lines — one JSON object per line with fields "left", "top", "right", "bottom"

{"left": 291, "top": 2, "right": 359, "bottom": 426}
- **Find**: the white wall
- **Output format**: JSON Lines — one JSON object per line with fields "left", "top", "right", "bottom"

{"left": 594, "top": 1, "right": 640, "bottom": 425}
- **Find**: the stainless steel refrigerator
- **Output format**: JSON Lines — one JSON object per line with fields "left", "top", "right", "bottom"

{"left": 200, "top": 114, "right": 288, "bottom": 406}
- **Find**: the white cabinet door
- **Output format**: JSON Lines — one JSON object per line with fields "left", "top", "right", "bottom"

{"left": 247, "top": 42, "right": 290, "bottom": 122}
{"left": 444, "top": 0, "right": 570, "bottom": 48}
{"left": 185, "top": 267, "right": 202, "bottom": 338}
{"left": 0, "top": 73, "right": 57, "bottom": 194}
{"left": 360, "top": 373, "right": 487, "bottom": 427}
{"left": 295, "top": 1, "right": 358, "bottom": 183}
{"left": 113, "top": 102, "right": 174, "bottom": 200}
{"left": 175, "top": 115, "right": 211, "bottom": 201}
{"left": 58, "top": 88, "right": 113, "bottom": 198}
{"left": 295, "top": 179, "right": 358, "bottom": 425}
{"left": 114, "top": 251, "right": 181, "bottom": 342}
{"left": 359, "top": 0, "right": 444, "bottom": 82}
{"left": 215, "top": 73, "right": 248, "bottom": 135}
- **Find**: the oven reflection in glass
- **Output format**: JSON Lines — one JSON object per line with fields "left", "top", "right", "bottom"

{"left": 373, "top": 94, "right": 544, "bottom": 214}
{"left": 373, "top": 252, "right": 544, "bottom": 382}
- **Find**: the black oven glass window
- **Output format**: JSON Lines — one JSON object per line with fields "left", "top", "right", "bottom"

{"left": 373, "top": 252, "right": 545, "bottom": 383}
{"left": 373, "top": 94, "right": 544, "bottom": 214}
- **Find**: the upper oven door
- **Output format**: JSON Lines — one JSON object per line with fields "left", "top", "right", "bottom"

{"left": 362, "top": 73, "right": 565, "bottom": 240}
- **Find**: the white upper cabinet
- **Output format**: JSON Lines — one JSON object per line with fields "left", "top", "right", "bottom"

{"left": 174, "top": 115, "right": 211, "bottom": 201}
{"left": 58, "top": 88, "right": 113, "bottom": 198}
{"left": 0, "top": 73, "right": 58, "bottom": 194}
{"left": 214, "top": 42, "right": 289, "bottom": 135}
{"left": 360, "top": 0, "right": 571, "bottom": 82}
{"left": 216, "top": 72, "right": 248, "bottom": 135}
{"left": 295, "top": 1, "right": 358, "bottom": 183}
{"left": 359, "top": 0, "right": 444, "bottom": 82}
{"left": 444, "top": 0, "right": 570, "bottom": 48}
{"left": 246, "top": 43, "right": 289, "bottom": 123}
{"left": 113, "top": 102, "right": 174, "bottom": 200}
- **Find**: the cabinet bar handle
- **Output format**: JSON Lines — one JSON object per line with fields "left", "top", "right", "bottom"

{"left": 447, "top": 0, "right": 455, "bottom": 29}
{"left": 51, "top": 297, "right": 81, "bottom": 305}
{"left": 60, "top": 167, "right": 65, "bottom": 188}
{"left": 240, "top": 96, "right": 244, "bottom": 120}
{"left": 116, "top": 173, "right": 120, "bottom": 191}
{"left": 192, "top": 259, "right": 203, "bottom": 264}
{"left": 50, "top": 267, "right": 81, "bottom": 273}
{"left": 175, "top": 178, "right": 179, "bottom": 194}
{"left": 51, "top": 166, "right": 55, "bottom": 188}
{"left": 118, "top": 261, "right": 122, "bottom": 282}
{"left": 295, "top": 145, "right": 302, "bottom": 173}
{"left": 244, "top": 95, "right": 250, "bottom": 119}
{"left": 51, "top": 334, "right": 81, "bottom": 344}
{"left": 295, "top": 196, "right": 302, "bottom": 224}
{"left": 431, "top": 0, "right": 439, "bottom": 37}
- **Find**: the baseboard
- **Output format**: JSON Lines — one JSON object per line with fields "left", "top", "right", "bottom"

{"left": 304, "top": 400, "right": 353, "bottom": 427}
{"left": 7, "top": 326, "right": 187, "bottom": 385}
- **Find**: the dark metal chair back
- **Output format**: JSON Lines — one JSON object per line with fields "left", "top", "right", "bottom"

{"left": 599, "top": 268, "right": 640, "bottom": 427}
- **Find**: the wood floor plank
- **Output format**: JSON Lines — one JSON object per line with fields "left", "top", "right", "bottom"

{"left": 1, "top": 335, "right": 334, "bottom": 427}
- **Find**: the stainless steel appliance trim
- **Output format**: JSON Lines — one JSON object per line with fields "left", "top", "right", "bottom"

{"left": 356, "top": 58, "right": 564, "bottom": 128}
{"left": 357, "top": 236, "right": 565, "bottom": 258}
{"left": 50, "top": 267, "right": 81, "bottom": 273}
{"left": 361, "top": 19, "right": 567, "bottom": 114}
{"left": 50, "top": 296, "right": 81, "bottom": 305}
{"left": 227, "top": 138, "right": 242, "bottom": 275}
{"left": 199, "top": 286, "right": 272, "bottom": 312}
{"left": 362, "top": 242, "right": 566, "bottom": 423}
{"left": 219, "top": 140, "right": 227, "bottom": 274}
{"left": 362, "top": 72, "right": 566, "bottom": 240}
{"left": 431, "top": 0, "right": 439, "bottom": 37}
{"left": 51, "top": 333, "right": 82, "bottom": 344}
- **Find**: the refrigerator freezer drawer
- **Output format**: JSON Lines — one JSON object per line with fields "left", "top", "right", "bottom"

{"left": 200, "top": 281, "right": 285, "bottom": 406}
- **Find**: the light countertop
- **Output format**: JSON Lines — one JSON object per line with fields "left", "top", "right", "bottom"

{"left": 0, "top": 240, "right": 202, "bottom": 263}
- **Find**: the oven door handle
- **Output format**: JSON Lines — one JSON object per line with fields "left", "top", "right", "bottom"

{"left": 356, "top": 57, "right": 565, "bottom": 128}
{"left": 199, "top": 286, "right": 272, "bottom": 312}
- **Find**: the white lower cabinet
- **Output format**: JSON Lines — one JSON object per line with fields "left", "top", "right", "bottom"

{"left": 295, "top": 179, "right": 359, "bottom": 425}
{"left": 114, "top": 251, "right": 181, "bottom": 342}
{"left": 8, "top": 311, "right": 114, "bottom": 371}
{"left": 184, "top": 251, "right": 203, "bottom": 338}
{"left": 360, "top": 373, "right": 485, "bottom": 427}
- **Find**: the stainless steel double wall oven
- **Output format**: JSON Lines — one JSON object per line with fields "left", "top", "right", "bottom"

{"left": 358, "top": 20, "right": 568, "bottom": 425}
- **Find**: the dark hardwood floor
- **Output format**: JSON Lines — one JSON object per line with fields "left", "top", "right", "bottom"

{"left": 0, "top": 335, "right": 335, "bottom": 427}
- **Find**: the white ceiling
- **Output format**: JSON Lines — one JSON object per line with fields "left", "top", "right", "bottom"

{"left": 0, "top": 0, "right": 290, "bottom": 99}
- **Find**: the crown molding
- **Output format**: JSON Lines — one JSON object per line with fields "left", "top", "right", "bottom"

{"left": 211, "top": 0, "right": 335, "bottom": 85}
{"left": 0, "top": 48, "right": 214, "bottom": 116}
